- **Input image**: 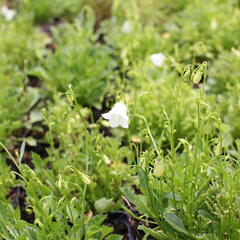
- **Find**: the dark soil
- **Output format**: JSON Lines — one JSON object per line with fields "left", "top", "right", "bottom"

{"left": 104, "top": 208, "right": 156, "bottom": 240}
{"left": 40, "top": 17, "right": 63, "bottom": 37}
{"left": 104, "top": 211, "right": 136, "bottom": 240}
{"left": 88, "top": 95, "right": 115, "bottom": 137}
{"left": 7, "top": 186, "right": 35, "bottom": 223}
{"left": 26, "top": 75, "right": 42, "bottom": 88}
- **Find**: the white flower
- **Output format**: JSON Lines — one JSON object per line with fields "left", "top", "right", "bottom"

{"left": 102, "top": 102, "right": 129, "bottom": 128}
{"left": 122, "top": 21, "right": 131, "bottom": 33}
{"left": 1, "top": 6, "right": 15, "bottom": 21}
{"left": 150, "top": 53, "right": 166, "bottom": 67}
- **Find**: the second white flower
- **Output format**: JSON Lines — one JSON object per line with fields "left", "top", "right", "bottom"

{"left": 150, "top": 53, "right": 166, "bottom": 67}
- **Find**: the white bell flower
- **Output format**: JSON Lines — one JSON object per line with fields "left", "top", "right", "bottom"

{"left": 102, "top": 102, "right": 129, "bottom": 128}
{"left": 150, "top": 53, "right": 166, "bottom": 67}
{"left": 122, "top": 21, "right": 131, "bottom": 33}
{"left": 1, "top": 6, "right": 15, "bottom": 21}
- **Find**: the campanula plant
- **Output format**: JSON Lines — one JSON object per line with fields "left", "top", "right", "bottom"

{"left": 0, "top": 0, "right": 240, "bottom": 239}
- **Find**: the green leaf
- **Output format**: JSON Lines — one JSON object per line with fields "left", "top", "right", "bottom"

{"left": 87, "top": 215, "right": 106, "bottom": 227}
{"left": 206, "top": 233, "right": 219, "bottom": 240}
{"left": 25, "top": 137, "right": 37, "bottom": 147}
{"left": 28, "top": 67, "right": 49, "bottom": 80}
{"left": 121, "top": 188, "right": 152, "bottom": 217}
{"left": 164, "top": 212, "right": 190, "bottom": 236}
{"left": 153, "top": 160, "right": 164, "bottom": 177}
{"left": 19, "top": 140, "right": 26, "bottom": 164}
{"left": 198, "top": 210, "right": 218, "bottom": 222}
{"left": 85, "top": 215, "right": 113, "bottom": 239}
{"left": 94, "top": 198, "right": 113, "bottom": 214}
{"left": 105, "top": 234, "right": 123, "bottom": 240}
{"left": 164, "top": 193, "right": 182, "bottom": 201}
{"left": 138, "top": 225, "right": 168, "bottom": 240}
{"left": 29, "top": 110, "right": 43, "bottom": 123}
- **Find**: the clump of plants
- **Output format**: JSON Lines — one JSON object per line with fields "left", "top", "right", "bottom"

{"left": 1, "top": 0, "right": 240, "bottom": 239}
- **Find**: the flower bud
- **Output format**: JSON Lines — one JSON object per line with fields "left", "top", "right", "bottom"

{"left": 193, "top": 71, "right": 203, "bottom": 84}
{"left": 182, "top": 65, "right": 192, "bottom": 82}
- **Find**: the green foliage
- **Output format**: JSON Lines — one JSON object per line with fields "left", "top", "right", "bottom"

{"left": 208, "top": 51, "right": 240, "bottom": 93}
{"left": 42, "top": 17, "right": 117, "bottom": 107}
{"left": 21, "top": 0, "right": 84, "bottom": 24}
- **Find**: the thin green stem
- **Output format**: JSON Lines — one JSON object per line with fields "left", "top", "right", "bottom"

{"left": 0, "top": 142, "right": 20, "bottom": 172}
{"left": 133, "top": 113, "right": 160, "bottom": 156}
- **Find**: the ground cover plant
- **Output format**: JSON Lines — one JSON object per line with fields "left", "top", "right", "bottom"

{"left": 0, "top": 0, "right": 240, "bottom": 239}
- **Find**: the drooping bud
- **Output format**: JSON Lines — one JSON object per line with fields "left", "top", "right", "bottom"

{"left": 193, "top": 71, "right": 203, "bottom": 84}
{"left": 192, "top": 61, "right": 207, "bottom": 84}
{"left": 182, "top": 64, "right": 192, "bottom": 82}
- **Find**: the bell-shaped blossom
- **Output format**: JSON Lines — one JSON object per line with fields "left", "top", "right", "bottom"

{"left": 150, "top": 53, "right": 166, "bottom": 67}
{"left": 122, "top": 21, "right": 131, "bottom": 33}
{"left": 102, "top": 102, "right": 129, "bottom": 128}
{"left": 1, "top": 6, "right": 15, "bottom": 21}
